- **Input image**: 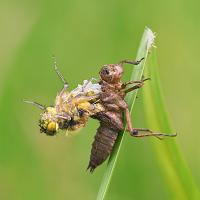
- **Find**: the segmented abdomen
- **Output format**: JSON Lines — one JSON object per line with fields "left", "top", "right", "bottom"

{"left": 87, "top": 123, "right": 119, "bottom": 172}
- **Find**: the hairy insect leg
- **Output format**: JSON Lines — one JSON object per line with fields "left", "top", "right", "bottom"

{"left": 124, "top": 107, "right": 176, "bottom": 139}
{"left": 131, "top": 128, "right": 177, "bottom": 139}
{"left": 119, "top": 57, "right": 144, "bottom": 66}
{"left": 123, "top": 83, "right": 144, "bottom": 94}
{"left": 23, "top": 100, "right": 46, "bottom": 110}
{"left": 124, "top": 107, "right": 134, "bottom": 132}
{"left": 52, "top": 55, "right": 69, "bottom": 95}
{"left": 122, "top": 78, "right": 150, "bottom": 89}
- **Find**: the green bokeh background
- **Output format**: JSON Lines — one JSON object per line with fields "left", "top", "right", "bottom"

{"left": 0, "top": 0, "right": 199, "bottom": 199}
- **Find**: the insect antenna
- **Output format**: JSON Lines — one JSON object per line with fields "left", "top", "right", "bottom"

{"left": 23, "top": 100, "right": 46, "bottom": 110}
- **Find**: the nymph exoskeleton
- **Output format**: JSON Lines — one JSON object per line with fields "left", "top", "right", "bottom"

{"left": 24, "top": 57, "right": 176, "bottom": 172}
{"left": 24, "top": 58, "right": 104, "bottom": 136}
{"left": 87, "top": 58, "right": 177, "bottom": 172}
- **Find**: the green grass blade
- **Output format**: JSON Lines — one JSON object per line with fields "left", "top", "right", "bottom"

{"left": 143, "top": 48, "right": 200, "bottom": 199}
{"left": 96, "top": 27, "right": 155, "bottom": 200}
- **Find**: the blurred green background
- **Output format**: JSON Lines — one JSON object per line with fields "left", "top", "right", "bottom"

{"left": 0, "top": 0, "right": 199, "bottom": 199}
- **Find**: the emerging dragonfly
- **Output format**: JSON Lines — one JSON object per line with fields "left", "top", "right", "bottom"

{"left": 24, "top": 58, "right": 104, "bottom": 136}
{"left": 25, "top": 58, "right": 176, "bottom": 172}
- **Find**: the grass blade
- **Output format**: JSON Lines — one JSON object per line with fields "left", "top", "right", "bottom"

{"left": 143, "top": 48, "right": 200, "bottom": 199}
{"left": 96, "top": 27, "right": 155, "bottom": 200}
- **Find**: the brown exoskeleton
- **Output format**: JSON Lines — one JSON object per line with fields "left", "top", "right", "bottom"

{"left": 87, "top": 58, "right": 177, "bottom": 172}
{"left": 24, "top": 57, "right": 176, "bottom": 173}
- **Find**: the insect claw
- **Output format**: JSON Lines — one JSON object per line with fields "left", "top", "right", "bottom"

{"left": 135, "top": 57, "right": 145, "bottom": 65}
{"left": 155, "top": 135, "right": 164, "bottom": 140}
{"left": 142, "top": 77, "right": 151, "bottom": 82}
{"left": 154, "top": 133, "right": 177, "bottom": 140}
{"left": 159, "top": 133, "right": 177, "bottom": 137}
{"left": 119, "top": 57, "right": 145, "bottom": 66}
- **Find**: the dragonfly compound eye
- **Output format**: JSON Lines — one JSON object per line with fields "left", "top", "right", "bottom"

{"left": 39, "top": 119, "right": 58, "bottom": 136}
{"left": 47, "top": 121, "right": 58, "bottom": 133}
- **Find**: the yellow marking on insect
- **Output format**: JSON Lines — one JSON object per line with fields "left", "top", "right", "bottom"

{"left": 86, "top": 91, "right": 96, "bottom": 96}
{"left": 78, "top": 102, "right": 91, "bottom": 112}
{"left": 47, "top": 121, "right": 58, "bottom": 132}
